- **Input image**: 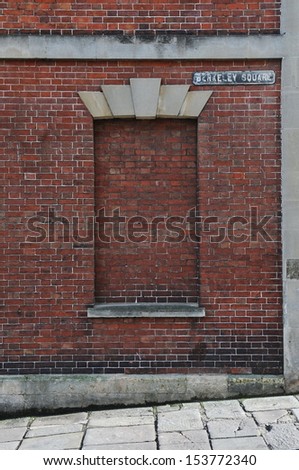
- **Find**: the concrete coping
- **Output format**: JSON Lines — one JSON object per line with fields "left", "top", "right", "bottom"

{"left": 87, "top": 303, "right": 206, "bottom": 318}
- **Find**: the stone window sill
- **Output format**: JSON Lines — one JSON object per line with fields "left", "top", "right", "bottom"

{"left": 87, "top": 303, "right": 205, "bottom": 318}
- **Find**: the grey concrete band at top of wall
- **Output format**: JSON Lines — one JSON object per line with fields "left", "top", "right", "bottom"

{"left": 0, "top": 33, "right": 285, "bottom": 60}
{"left": 0, "top": 374, "right": 285, "bottom": 417}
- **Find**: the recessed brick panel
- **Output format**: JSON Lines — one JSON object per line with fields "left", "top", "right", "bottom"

{"left": 94, "top": 119, "right": 198, "bottom": 303}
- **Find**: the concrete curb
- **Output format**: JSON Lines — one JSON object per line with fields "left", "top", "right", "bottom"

{"left": 0, "top": 374, "right": 285, "bottom": 417}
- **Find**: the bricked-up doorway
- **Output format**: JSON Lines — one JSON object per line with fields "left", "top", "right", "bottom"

{"left": 94, "top": 119, "right": 198, "bottom": 304}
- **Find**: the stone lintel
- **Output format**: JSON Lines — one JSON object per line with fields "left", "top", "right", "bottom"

{"left": 157, "top": 85, "right": 190, "bottom": 118}
{"left": 79, "top": 83, "right": 213, "bottom": 120}
{"left": 78, "top": 92, "right": 112, "bottom": 119}
{"left": 179, "top": 91, "right": 213, "bottom": 118}
{"left": 101, "top": 85, "right": 135, "bottom": 118}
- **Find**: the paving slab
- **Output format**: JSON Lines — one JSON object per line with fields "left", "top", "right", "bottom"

{"left": 212, "top": 436, "right": 268, "bottom": 450}
{"left": 0, "top": 441, "right": 20, "bottom": 450}
{"left": 158, "top": 409, "right": 203, "bottom": 432}
{"left": 202, "top": 400, "right": 246, "bottom": 420}
{"left": 31, "top": 412, "right": 88, "bottom": 427}
{"left": 83, "top": 442, "right": 157, "bottom": 450}
{"left": 26, "top": 423, "right": 84, "bottom": 438}
{"left": 207, "top": 418, "right": 258, "bottom": 439}
{"left": 262, "top": 423, "right": 299, "bottom": 450}
{"left": 0, "top": 427, "right": 27, "bottom": 443}
{"left": 19, "top": 432, "right": 83, "bottom": 450}
{"left": 181, "top": 403, "right": 202, "bottom": 410}
{"left": 83, "top": 425, "right": 155, "bottom": 447}
{"left": 253, "top": 409, "right": 293, "bottom": 425}
{"left": 89, "top": 410, "right": 154, "bottom": 427}
{"left": 0, "top": 417, "right": 30, "bottom": 429}
{"left": 242, "top": 395, "right": 299, "bottom": 412}
{"left": 159, "top": 430, "right": 211, "bottom": 450}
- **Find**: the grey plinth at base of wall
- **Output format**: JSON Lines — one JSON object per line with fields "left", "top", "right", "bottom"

{"left": 87, "top": 303, "right": 205, "bottom": 318}
{"left": 0, "top": 374, "right": 285, "bottom": 417}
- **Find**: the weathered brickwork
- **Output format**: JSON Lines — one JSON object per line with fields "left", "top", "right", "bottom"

{"left": 0, "top": 1, "right": 280, "bottom": 35}
{"left": 0, "top": 59, "right": 282, "bottom": 375}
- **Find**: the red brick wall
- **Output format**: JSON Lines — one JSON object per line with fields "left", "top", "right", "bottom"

{"left": 0, "top": 59, "right": 282, "bottom": 374}
{"left": 0, "top": 1, "right": 281, "bottom": 35}
{"left": 95, "top": 119, "right": 198, "bottom": 304}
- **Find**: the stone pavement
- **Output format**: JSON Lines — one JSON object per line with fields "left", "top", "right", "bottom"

{"left": 1, "top": 395, "right": 299, "bottom": 450}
